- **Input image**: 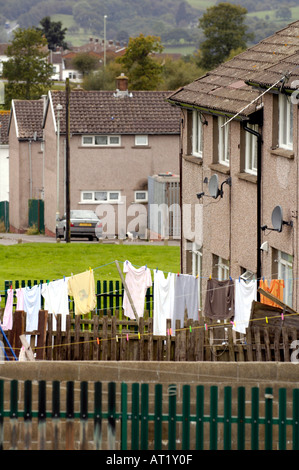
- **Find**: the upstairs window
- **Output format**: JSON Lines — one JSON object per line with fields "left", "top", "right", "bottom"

{"left": 135, "top": 135, "right": 148, "bottom": 146}
{"left": 279, "top": 94, "right": 293, "bottom": 150}
{"left": 192, "top": 110, "right": 203, "bottom": 157}
{"left": 245, "top": 124, "right": 258, "bottom": 175}
{"left": 218, "top": 116, "right": 229, "bottom": 165}
{"left": 82, "top": 135, "right": 121, "bottom": 147}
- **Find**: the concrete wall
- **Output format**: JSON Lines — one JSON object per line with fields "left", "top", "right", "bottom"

{"left": 9, "top": 114, "right": 44, "bottom": 233}
{"left": 0, "top": 145, "right": 9, "bottom": 201}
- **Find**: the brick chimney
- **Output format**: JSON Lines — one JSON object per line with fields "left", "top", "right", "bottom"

{"left": 116, "top": 73, "right": 128, "bottom": 91}
{"left": 114, "top": 73, "right": 132, "bottom": 98}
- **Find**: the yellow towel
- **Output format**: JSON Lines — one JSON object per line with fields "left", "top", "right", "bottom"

{"left": 68, "top": 270, "right": 96, "bottom": 315}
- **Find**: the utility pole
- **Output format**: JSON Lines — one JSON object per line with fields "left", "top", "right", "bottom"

{"left": 65, "top": 78, "right": 71, "bottom": 243}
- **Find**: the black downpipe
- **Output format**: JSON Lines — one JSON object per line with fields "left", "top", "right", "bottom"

{"left": 243, "top": 123, "right": 262, "bottom": 298}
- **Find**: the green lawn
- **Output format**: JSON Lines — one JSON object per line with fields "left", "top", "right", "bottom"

{"left": 0, "top": 243, "right": 180, "bottom": 289}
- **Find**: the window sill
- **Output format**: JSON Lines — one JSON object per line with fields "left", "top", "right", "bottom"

{"left": 270, "top": 147, "right": 294, "bottom": 159}
{"left": 237, "top": 172, "right": 257, "bottom": 184}
{"left": 78, "top": 146, "right": 125, "bottom": 149}
{"left": 131, "top": 145, "right": 151, "bottom": 149}
{"left": 78, "top": 201, "right": 123, "bottom": 205}
{"left": 183, "top": 155, "right": 203, "bottom": 165}
{"left": 209, "top": 163, "right": 230, "bottom": 175}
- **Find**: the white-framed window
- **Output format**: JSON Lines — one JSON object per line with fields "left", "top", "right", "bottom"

{"left": 218, "top": 116, "right": 229, "bottom": 165}
{"left": 191, "top": 242, "right": 202, "bottom": 308}
{"left": 214, "top": 255, "right": 229, "bottom": 280}
{"left": 135, "top": 135, "right": 148, "bottom": 146}
{"left": 277, "top": 250, "right": 293, "bottom": 307}
{"left": 192, "top": 110, "right": 203, "bottom": 157}
{"left": 245, "top": 124, "right": 258, "bottom": 175}
{"left": 134, "top": 190, "right": 148, "bottom": 203}
{"left": 82, "top": 135, "right": 121, "bottom": 147}
{"left": 81, "top": 190, "right": 121, "bottom": 203}
{"left": 279, "top": 94, "right": 293, "bottom": 150}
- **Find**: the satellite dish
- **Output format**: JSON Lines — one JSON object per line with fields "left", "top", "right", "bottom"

{"left": 208, "top": 174, "right": 220, "bottom": 199}
{"left": 271, "top": 205, "right": 283, "bottom": 233}
{"left": 262, "top": 205, "right": 293, "bottom": 232}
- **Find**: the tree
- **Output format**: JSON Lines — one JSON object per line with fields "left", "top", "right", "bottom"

{"left": 72, "top": 53, "right": 99, "bottom": 77}
{"left": 37, "top": 16, "right": 68, "bottom": 51}
{"left": 3, "top": 27, "right": 53, "bottom": 106}
{"left": 116, "top": 34, "right": 164, "bottom": 90}
{"left": 198, "top": 3, "right": 254, "bottom": 70}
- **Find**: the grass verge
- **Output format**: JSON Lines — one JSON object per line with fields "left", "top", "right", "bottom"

{"left": 0, "top": 242, "right": 180, "bottom": 287}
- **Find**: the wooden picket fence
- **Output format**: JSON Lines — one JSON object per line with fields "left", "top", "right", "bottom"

{"left": 1, "top": 309, "right": 299, "bottom": 362}
{"left": 1, "top": 379, "right": 299, "bottom": 450}
{"left": 1, "top": 280, "right": 299, "bottom": 362}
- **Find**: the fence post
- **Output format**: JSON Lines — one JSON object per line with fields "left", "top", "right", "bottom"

{"left": 10, "top": 380, "right": 18, "bottom": 450}
{"left": 66, "top": 381, "right": 75, "bottom": 450}
{"left": 94, "top": 381, "right": 102, "bottom": 450}
{"left": 24, "top": 380, "right": 32, "bottom": 450}
{"left": 182, "top": 384, "right": 190, "bottom": 450}
{"left": 140, "top": 383, "right": 149, "bottom": 450}
{"left": 279, "top": 388, "right": 287, "bottom": 450}
{"left": 121, "top": 382, "right": 128, "bottom": 450}
{"left": 210, "top": 385, "right": 218, "bottom": 450}
{"left": 52, "top": 380, "right": 60, "bottom": 450}
{"left": 108, "top": 382, "right": 116, "bottom": 450}
{"left": 293, "top": 389, "right": 299, "bottom": 450}
{"left": 224, "top": 386, "right": 232, "bottom": 450}
{"left": 251, "top": 387, "right": 259, "bottom": 450}
{"left": 80, "top": 381, "right": 89, "bottom": 450}
{"left": 168, "top": 384, "right": 176, "bottom": 450}
{"left": 154, "top": 383, "right": 162, "bottom": 450}
{"left": 237, "top": 386, "right": 245, "bottom": 450}
{"left": 38, "top": 380, "right": 46, "bottom": 450}
{"left": 196, "top": 385, "right": 204, "bottom": 450}
{"left": 131, "top": 383, "right": 139, "bottom": 450}
{"left": 265, "top": 387, "right": 273, "bottom": 450}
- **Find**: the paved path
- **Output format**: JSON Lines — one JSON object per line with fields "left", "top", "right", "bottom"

{"left": 0, "top": 233, "right": 180, "bottom": 246}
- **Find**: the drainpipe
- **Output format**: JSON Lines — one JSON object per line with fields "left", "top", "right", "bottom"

{"left": 243, "top": 123, "right": 262, "bottom": 296}
{"left": 29, "top": 140, "right": 32, "bottom": 199}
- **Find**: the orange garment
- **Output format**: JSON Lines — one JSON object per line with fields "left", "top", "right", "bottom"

{"left": 259, "top": 279, "right": 285, "bottom": 308}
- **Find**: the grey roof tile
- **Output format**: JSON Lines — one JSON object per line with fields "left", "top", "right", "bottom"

{"left": 167, "top": 20, "right": 299, "bottom": 118}
{"left": 49, "top": 89, "right": 181, "bottom": 135}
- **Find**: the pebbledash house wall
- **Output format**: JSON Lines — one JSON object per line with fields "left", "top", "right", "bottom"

{"left": 8, "top": 112, "right": 44, "bottom": 233}
{"left": 43, "top": 111, "right": 180, "bottom": 237}
{"left": 180, "top": 92, "right": 299, "bottom": 313}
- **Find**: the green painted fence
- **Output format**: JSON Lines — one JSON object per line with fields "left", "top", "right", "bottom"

{"left": 1, "top": 380, "right": 299, "bottom": 450}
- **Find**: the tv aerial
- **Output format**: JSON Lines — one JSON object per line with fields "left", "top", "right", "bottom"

{"left": 261, "top": 205, "right": 293, "bottom": 233}
{"left": 197, "top": 174, "right": 232, "bottom": 200}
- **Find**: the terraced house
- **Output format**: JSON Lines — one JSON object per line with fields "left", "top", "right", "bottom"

{"left": 168, "top": 20, "right": 299, "bottom": 312}
{"left": 8, "top": 75, "right": 181, "bottom": 237}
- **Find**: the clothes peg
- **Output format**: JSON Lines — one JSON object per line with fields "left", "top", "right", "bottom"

{"left": 209, "top": 275, "right": 211, "bottom": 280}
{"left": 126, "top": 333, "right": 129, "bottom": 341}
{"left": 97, "top": 337, "right": 100, "bottom": 345}
{"left": 266, "top": 317, "right": 268, "bottom": 323}
{"left": 138, "top": 332, "right": 140, "bottom": 340}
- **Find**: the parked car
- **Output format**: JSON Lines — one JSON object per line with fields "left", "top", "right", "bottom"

{"left": 56, "top": 210, "right": 103, "bottom": 241}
